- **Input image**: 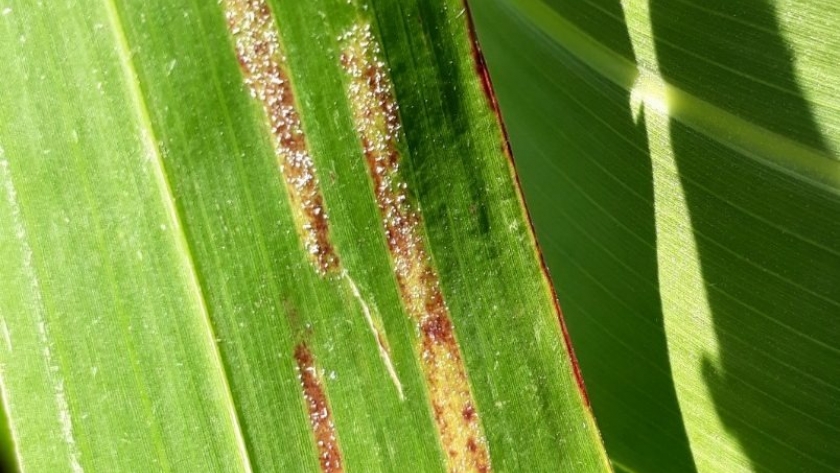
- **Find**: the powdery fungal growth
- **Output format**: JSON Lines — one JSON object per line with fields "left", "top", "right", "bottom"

{"left": 340, "top": 24, "right": 491, "bottom": 473}
{"left": 294, "top": 343, "right": 344, "bottom": 473}
{"left": 224, "top": 0, "right": 338, "bottom": 274}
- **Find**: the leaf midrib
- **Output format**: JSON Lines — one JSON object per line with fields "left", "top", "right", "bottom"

{"left": 511, "top": 0, "right": 840, "bottom": 193}
{"left": 101, "top": 0, "right": 254, "bottom": 470}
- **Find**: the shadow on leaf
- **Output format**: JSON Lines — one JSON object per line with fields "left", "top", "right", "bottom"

{"left": 652, "top": 0, "right": 840, "bottom": 471}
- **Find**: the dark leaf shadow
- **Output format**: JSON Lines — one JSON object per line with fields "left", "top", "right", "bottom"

{"left": 472, "top": 1, "right": 698, "bottom": 472}
{"left": 0, "top": 398, "right": 16, "bottom": 472}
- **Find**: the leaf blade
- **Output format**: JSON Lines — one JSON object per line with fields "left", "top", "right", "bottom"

{"left": 0, "top": 0, "right": 610, "bottom": 471}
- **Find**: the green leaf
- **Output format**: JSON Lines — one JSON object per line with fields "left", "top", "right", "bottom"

{"left": 0, "top": 0, "right": 608, "bottom": 472}
{"left": 472, "top": 1, "right": 840, "bottom": 472}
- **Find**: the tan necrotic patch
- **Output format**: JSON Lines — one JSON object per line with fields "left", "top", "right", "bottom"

{"left": 225, "top": 0, "right": 338, "bottom": 274}
{"left": 294, "top": 343, "right": 344, "bottom": 473}
{"left": 339, "top": 24, "right": 492, "bottom": 473}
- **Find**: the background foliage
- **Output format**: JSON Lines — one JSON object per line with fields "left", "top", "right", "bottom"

{"left": 472, "top": 0, "right": 840, "bottom": 472}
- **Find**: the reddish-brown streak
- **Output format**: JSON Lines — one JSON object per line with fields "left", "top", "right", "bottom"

{"left": 294, "top": 343, "right": 344, "bottom": 473}
{"left": 421, "top": 312, "right": 455, "bottom": 345}
{"left": 341, "top": 24, "right": 492, "bottom": 473}
{"left": 225, "top": 0, "right": 339, "bottom": 275}
{"left": 461, "top": 1, "right": 591, "bottom": 407}
{"left": 462, "top": 3, "right": 502, "bottom": 118}
{"left": 462, "top": 403, "right": 476, "bottom": 422}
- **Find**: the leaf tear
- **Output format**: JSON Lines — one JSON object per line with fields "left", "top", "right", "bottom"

{"left": 343, "top": 271, "right": 404, "bottom": 400}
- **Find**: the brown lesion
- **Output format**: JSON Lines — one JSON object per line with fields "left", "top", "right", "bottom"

{"left": 340, "top": 23, "right": 492, "bottom": 473}
{"left": 461, "top": 2, "right": 501, "bottom": 118}
{"left": 224, "top": 0, "right": 339, "bottom": 275}
{"left": 294, "top": 343, "right": 344, "bottom": 473}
